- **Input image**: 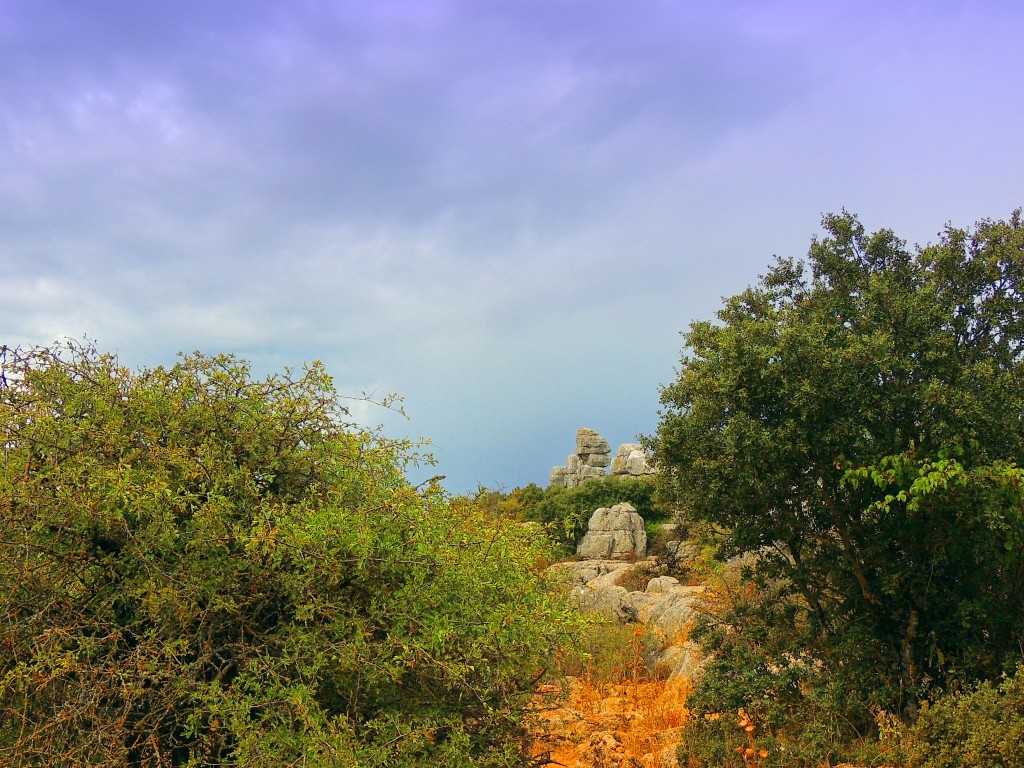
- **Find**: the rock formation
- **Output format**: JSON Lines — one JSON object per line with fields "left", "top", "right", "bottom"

{"left": 576, "top": 502, "right": 647, "bottom": 559}
{"left": 610, "top": 443, "right": 656, "bottom": 477}
{"left": 550, "top": 428, "right": 612, "bottom": 488}
{"left": 550, "top": 430, "right": 656, "bottom": 488}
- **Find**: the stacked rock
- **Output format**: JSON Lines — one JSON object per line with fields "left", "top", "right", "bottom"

{"left": 550, "top": 428, "right": 611, "bottom": 489}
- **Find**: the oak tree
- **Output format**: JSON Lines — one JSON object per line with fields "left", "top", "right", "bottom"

{"left": 653, "top": 211, "right": 1024, "bottom": 724}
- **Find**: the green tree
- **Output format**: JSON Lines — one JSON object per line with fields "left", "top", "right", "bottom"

{"left": 0, "top": 342, "right": 580, "bottom": 767}
{"left": 652, "top": 211, "right": 1024, "bottom": 728}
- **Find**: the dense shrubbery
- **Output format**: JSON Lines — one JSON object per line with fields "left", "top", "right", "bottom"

{"left": 678, "top": 579, "right": 907, "bottom": 767}
{"left": 0, "top": 342, "right": 582, "bottom": 767}
{"left": 654, "top": 211, "right": 1024, "bottom": 764}
{"left": 476, "top": 475, "right": 671, "bottom": 551}
{"left": 907, "top": 665, "right": 1024, "bottom": 768}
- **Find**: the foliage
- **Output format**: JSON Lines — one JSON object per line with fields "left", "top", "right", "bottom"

{"left": 652, "top": 211, "right": 1024, "bottom": 746}
{"left": 476, "top": 475, "right": 670, "bottom": 552}
{"left": 0, "top": 341, "right": 582, "bottom": 767}
{"left": 907, "top": 664, "right": 1024, "bottom": 768}
{"left": 678, "top": 579, "right": 906, "bottom": 767}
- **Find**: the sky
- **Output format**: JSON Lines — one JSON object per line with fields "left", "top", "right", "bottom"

{"left": 3, "top": 0, "right": 1022, "bottom": 493}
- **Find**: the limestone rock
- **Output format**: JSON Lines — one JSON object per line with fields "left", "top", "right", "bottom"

{"left": 610, "top": 443, "right": 656, "bottom": 477}
{"left": 576, "top": 732, "right": 627, "bottom": 768}
{"left": 550, "top": 428, "right": 613, "bottom": 488}
{"left": 576, "top": 503, "right": 647, "bottom": 560}
{"left": 644, "top": 575, "right": 681, "bottom": 595}
{"left": 577, "top": 428, "right": 611, "bottom": 457}
{"left": 550, "top": 559, "right": 631, "bottom": 587}
{"left": 664, "top": 540, "right": 699, "bottom": 569}
{"left": 653, "top": 642, "right": 704, "bottom": 681}
{"left": 559, "top": 560, "right": 639, "bottom": 623}
{"left": 549, "top": 466, "right": 567, "bottom": 486}
{"left": 641, "top": 584, "right": 704, "bottom": 638}
{"left": 570, "top": 582, "right": 638, "bottom": 623}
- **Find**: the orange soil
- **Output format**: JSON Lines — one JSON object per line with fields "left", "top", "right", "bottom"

{"left": 531, "top": 674, "right": 691, "bottom": 768}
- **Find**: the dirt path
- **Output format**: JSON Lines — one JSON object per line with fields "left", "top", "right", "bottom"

{"left": 531, "top": 675, "right": 691, "bottom": 768}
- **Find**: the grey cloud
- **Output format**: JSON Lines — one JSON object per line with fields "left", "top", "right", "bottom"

{"left": 6, "top": 0, "right": 1020, "bottom": 491}
{"left": 2, "top": 0, "right": 806, "bottom": 276}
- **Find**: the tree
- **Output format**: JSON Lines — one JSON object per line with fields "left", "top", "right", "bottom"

{"left": 0, "top": 342, "right": 580, "bottom": 767}
{"left": 652, "top": 211, "right": 1024, "bottom": 725}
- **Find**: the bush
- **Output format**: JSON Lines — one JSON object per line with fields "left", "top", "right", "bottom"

{"left": 907, "top": 665, "right": 1024, "bottom": 768}
{"left": 0, "top": 342, "right": 582, "bottom": 767}
{"left": 677, "top": 576, "right": 907, "bottom": 768}
{"left": 653, "top": 211, "right": 1024, "bottom": 721}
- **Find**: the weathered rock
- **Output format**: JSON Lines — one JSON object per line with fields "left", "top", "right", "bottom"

{"left": 551, "top": 558, "right": 631, "bottom": 587}
{"left": 570, "top": 582, "right": 638, "bottom": 623}
{"left": 554, "top": 558, "right": 708, "bottom": 685}
{"left": 576, "top": 731, "right": 627, "bottom": 768}
{"left": 644, "top": 575, "right": 681, "bottom": 595}
{"left": 664, "top": 540, "right": 699, "bottom": 568}
{"left": 639, "top": 584, "right": 704, "bottom": 638}
{"left": 577, "top": 503, "right": 647, "bottom": 560}
{"left": 577, "top": 428, "right": 611, "bottom": 457}
{"left": 559, "top": 560, "right": 638, "bottom": 623}
{"left": 550, "top": 428, "right": 613, "bottom": 488}
{"left": 610, "top": 443, "right": 656, "bottom": 476}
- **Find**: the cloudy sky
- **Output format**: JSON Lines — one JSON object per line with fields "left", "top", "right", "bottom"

{"left": 3, "top": 0, "right": 1022, "bottom": 492}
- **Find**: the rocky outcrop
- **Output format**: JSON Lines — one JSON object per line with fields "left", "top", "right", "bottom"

{"left": 559, "top": 559, "right": 638, "bottom": 623}
{"left": 550, "top": 430, "right": 656, "bottom": 488}
{"left": 629, "top": 576, "right": 705, "bottom": 640}
{"left": 550, "top": 428, "right": 612, "bottom": 488}
{"left": 576, "top": 503, "right": 647, "bottom": 560}
{"left": 553, "top": 559, "right": 706, "bottom": 682}
{"left": 609, "top": 443, "right": 656, "bottom": 477}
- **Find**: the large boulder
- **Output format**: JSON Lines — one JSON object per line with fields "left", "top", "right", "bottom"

{"left": 549, "top": 558, "right": 630, "bottom": 587}
{"left": 610, "top": 443, "right": 656, "bottom": 477}
{"left": 570, "top": 582, "right": 638, "bottom": 624}
{"left": 629, "top": 577, "right": 705, "bottom": 638}
{"left": 576, "top": 502, "right": 647, "bottom": 560}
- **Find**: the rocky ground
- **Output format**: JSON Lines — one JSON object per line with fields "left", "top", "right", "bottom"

{"left": 530, "top": 557, "right": 706, "bottom": 768}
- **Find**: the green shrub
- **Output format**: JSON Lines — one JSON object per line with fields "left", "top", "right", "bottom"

{"left": 907, "top": 665, "right": 1024, "bottom": 768}
{"left": 654, "top": 211, "right": 1024, "bottom": 726}
{"left": 677, "top": 576, "right": 905, "bottom": 768}
{"left": 0, "top": 342, "right": 582, "bottom": 767}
